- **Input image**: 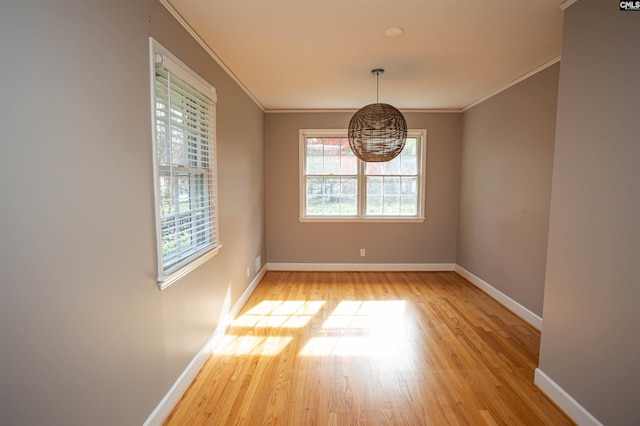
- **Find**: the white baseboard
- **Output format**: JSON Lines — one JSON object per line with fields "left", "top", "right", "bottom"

{"left": 143, "top": 265, "right": 267, "bottom": 426}
{"left": 266, "top": 262, "right": 456, "bottom": 271}
{"left": 454, "top": 265, "right": 542, "bottom": 331}
{"left": 534, "top": 368, "right": 603, "bottom": 426}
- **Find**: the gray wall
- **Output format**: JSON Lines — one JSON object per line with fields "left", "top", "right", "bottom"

{"left": 0, "top": 1, "right": 265, "bottom": 425}
{"left": 265, "top": 112, "right": 462, "bottom": 264}
{"left": 457, "top": 64, "right": 560, "bottom": 316}
{"left": 538, "top": 0, "right": 640, "bottom": 424}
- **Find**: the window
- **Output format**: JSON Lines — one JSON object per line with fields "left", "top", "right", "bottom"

{"left": 299, "top": 129, "right": 426, "bottom": 221}
{"left": 150, "top": 38, "right": 220, "bottom": 289}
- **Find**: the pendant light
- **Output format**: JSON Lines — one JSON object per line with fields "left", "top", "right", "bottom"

{"left": 348, "top": 69, "right": 407, "bottom": 162}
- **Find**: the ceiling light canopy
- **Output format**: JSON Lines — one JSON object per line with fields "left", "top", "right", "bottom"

{"left": 348, "top": 69, "right": 407, "bottom": 163}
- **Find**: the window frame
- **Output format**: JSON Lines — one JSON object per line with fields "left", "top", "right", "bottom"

{"left": 149, "top": 38, "right": 221, "bottom": 290}
{"left": 299, "top": 129, "right": 427, "bottom": 222}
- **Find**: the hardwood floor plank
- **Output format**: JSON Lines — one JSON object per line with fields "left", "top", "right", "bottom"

{"left": 163, "top": 271, "right": 573, "bottom": 425}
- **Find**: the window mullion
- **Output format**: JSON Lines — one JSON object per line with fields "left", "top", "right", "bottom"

{"left": 358, "top": 159, "right": 366, "bottom": 217}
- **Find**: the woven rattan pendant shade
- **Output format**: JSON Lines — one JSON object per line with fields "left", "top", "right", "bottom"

{"left": 348, "top": 69, "right": 407, "bottom": 162}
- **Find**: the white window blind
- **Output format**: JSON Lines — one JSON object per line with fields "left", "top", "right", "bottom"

{"left": 150, "top": 39, "right": 220, "bottom": 288}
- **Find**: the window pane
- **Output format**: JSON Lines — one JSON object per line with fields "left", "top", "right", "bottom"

{"left": 307, "top": 177, "right": 322, "bottom": 195}
{"left": 383, "top": 157, "right": 400, "bottom": 175}
{"left": 401, "top": 177, "right": 417, "bottom": 195}
{"left": 323, "top": 157, "right": 340, "bottom": 174}
{"left": 383, "top": 177, "right": 401, "bottom": 195}
{"left": 324, "top": 138, "right": 340, "bottom": 156}
{"left": 401, "top": 196, "right": 417, "bottom": 215}
{"left": 340, "top": 139, "right": 352, "bottom": 155}
{"left": 306, "top": 138, "right": 323, "bottom": 156}
{"left": 324, "top": 195, "right": 341, "bottom": 215}
{"left": 177, "top": 214, "right": 192, "bottom": 249}
{"left": 159, "top": 173, "right": 174, "bottom": 215}
{"left": 161, "top": 216, "right": 176, "bottom": 257}
{"left": 367, "top": 177, "right": 383, "bottom": 195}
{"left": 341, "top": 177, "right": 357, "bottom": 195}
{"left": 366, "top": 195, "right": 383, "bottom": 215}
{"left": 177, "top": 174, "right": 190, "bottom": 212}
{"left": 324, "top": 178, "right": 340, "bottom": 196}
{"left": 403, "top": 138, "right": 417, "bottom": 156}
{"left": 341, "top": 195, "right": 357, "bottom": 215}
{"left": 365, "top": 162, "right": 384, "bottom": 175}
{"left": 306, "top": 156, "right": 323, "bottom": 174}
{"left": 306, "top": 177, "right": 358, "bottom": 216}
{"left": 307, "top": 195, "right": 323, "bottom": 215}
{"left": 341, "top": 155, "right": 357, "bottom": 174}
{"left": 383, "top": 196, "right": 400, "bottom": 215}
{"left": 400, "top": 155, "right": 417, "bottom": 175}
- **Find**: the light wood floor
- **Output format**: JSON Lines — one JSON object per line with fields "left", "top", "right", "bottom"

{"left": 163, "top": 271, "right": 573, "bottom": 425}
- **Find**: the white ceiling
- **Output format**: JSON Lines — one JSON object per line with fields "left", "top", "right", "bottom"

{"left": 164, "top": 0, "right": 564, "bottom": 111}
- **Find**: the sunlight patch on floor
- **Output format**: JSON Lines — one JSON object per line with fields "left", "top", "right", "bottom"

{"left": 214, "top": 299, "right": 413, "bottom": 358}
{"left": 300, "top": 335, "right": 407, "bottom": 357}
{"left": 232, "top": 300, "right": 326, "bottom": 329}
{"left": 212, "top": 336, "right": 293, "bottom": 356}
{"left": 300, "top": 300, "right": 410, "bottom": 357}
{"left": 322, "top": 300, "right": 406, "bottom": 330}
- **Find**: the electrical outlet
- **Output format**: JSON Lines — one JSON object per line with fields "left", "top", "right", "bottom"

{"left": 246, "top": 267, "right": 251, "bottom": 278}
{"left": 255, "top": 255, "right": 261, "bottom": 272}
{"left": 360, "top": 248, "right": 366, "bottom": 257}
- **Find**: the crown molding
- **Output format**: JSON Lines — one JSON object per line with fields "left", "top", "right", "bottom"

{"left": 560, "top": 0, "right": 580, "bottom": 11}
{"left": 266, "top": 109, "right": 359, "bottom": 114}
{"left": 401, "top": 108, "right": 462, "bottom": 114}
{"left": 462, "top": 56, "right": 561, "bottom": 112}
{"left": 265, "top": 108, "right": 462, "bottom": 114}
{"left": 158, "top": 0, "right": 265, "bottom": 112}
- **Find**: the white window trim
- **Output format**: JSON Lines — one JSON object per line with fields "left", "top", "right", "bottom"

{"left": 299, "top": 128, "right": 427, "bottom": 222}
{"left": 149, "top": 37, "right": 221, "bottom": 290}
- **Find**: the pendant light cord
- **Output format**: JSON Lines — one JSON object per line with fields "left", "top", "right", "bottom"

{"left": 371, "top": 68, "right": 384, "bottom": 103}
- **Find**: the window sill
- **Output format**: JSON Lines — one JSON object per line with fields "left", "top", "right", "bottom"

{"left": 299, "top": 217, "right": 425, "bottom": 223}
{"left": 158, "top": 245, "right": 221, "bottom": 290}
